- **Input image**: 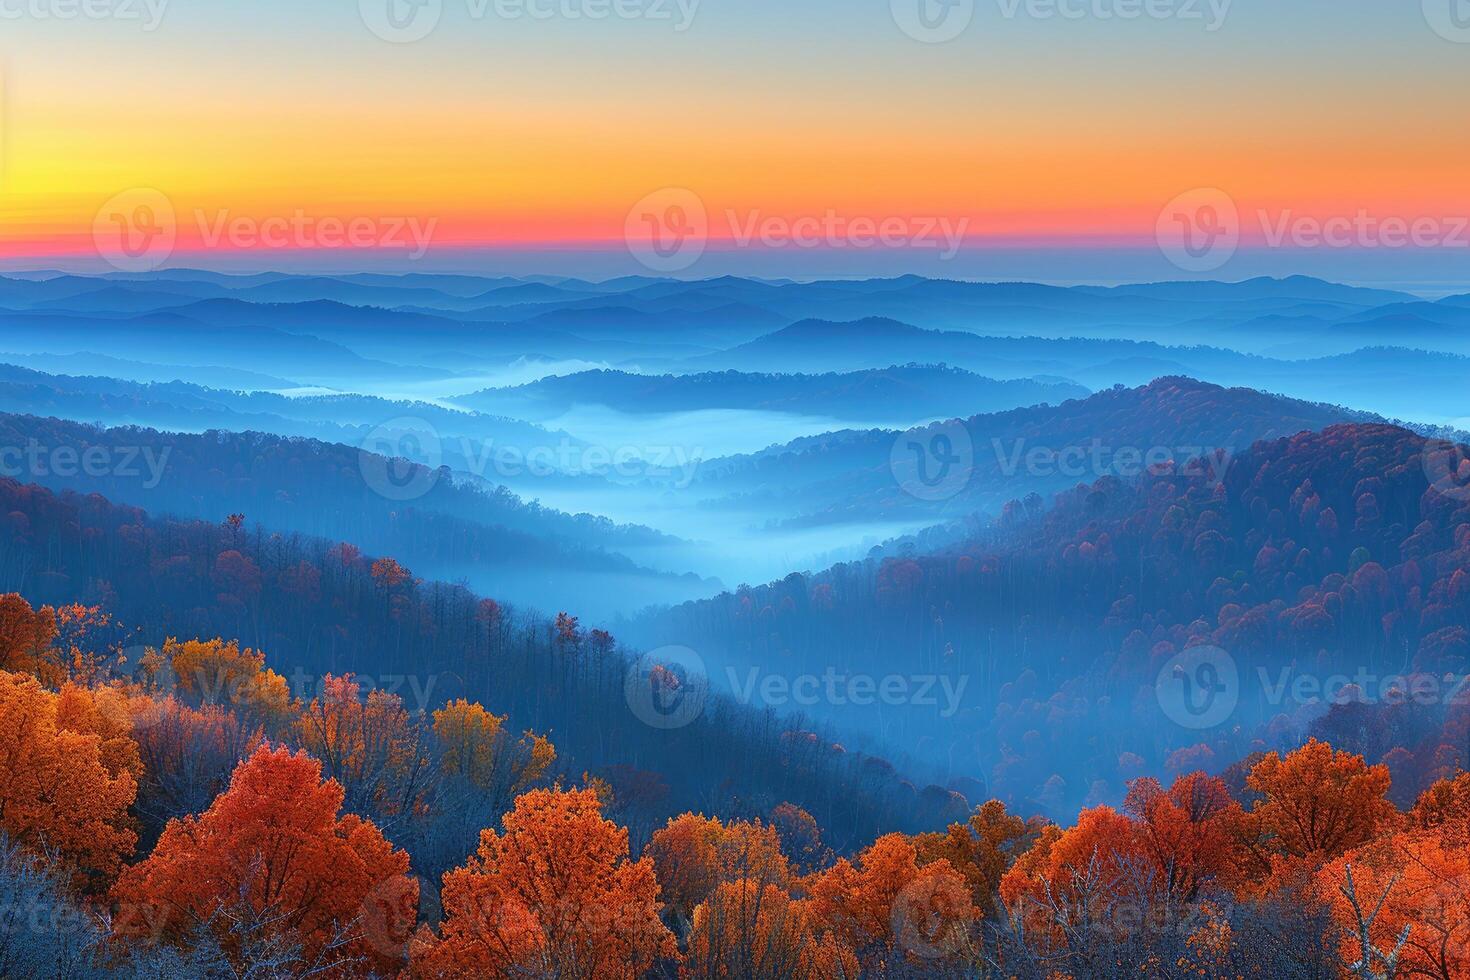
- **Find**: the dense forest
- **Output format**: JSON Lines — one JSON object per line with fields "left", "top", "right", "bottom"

{"left": 0, "top": 476, "right": 956, "bottom": 853}
{"left": 0, "top": 417, "right": 1466, "bottom": 976}
{"left": 0, "top": 412, "right": 708, "bottom": 618}
{"left": 0, "top": 595, "right": 1465, "bottom": 977}
{"left": 638, "top": 420, "right": 1470, "bottom": 814}
{"left": 3, "top": 272, "right": 1469, "bottom": 977}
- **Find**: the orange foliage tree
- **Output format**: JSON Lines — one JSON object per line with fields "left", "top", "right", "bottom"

{"left": 432, "top": 698, "right": 555, "bottom": 805}
{"left": 1314, "top": 828, "right": 1470, "bottom": 980}
{"left": 1124, "top": 772, "right": 1243, "bottom": 900}
{"left": 914, "top": 799, "right": 1039, "bottom": 919}
{"left": 1309, "top": 771, "right": 1470, "bottom": 979}
{"left": 0, "top": 670, "right": 137, "bottom": 887}
{"left": 769, "top": 803, "right": 830, "bottom": 875}
{"left": 685, "top": 880, "right": 859, "bottom": 980}
{"left": 0, "top": 593, "right": 59, "bottom": 682}
{"left": 1236, "top": 739, "right": 1398, "bottom": 892}
{"left": 646, "top": 813, "right": 792, "bottom": 928}
{"left": 295, "top": 673, "right": 433, "bottom": 824}
{"left": 999, "top": 806, "right": 1153, "bottom": 942}
{"left": 112, "top": 744, "right": 418, "bottom": 976}
{"left": 410, "top": 786, "right": 675, "bottom": 979}
{"left": 127, "top": 695, "right": 263, "bottom": 840}
{"left": 807, "top": 833, "right": 977, "bottom": 967}
{"left": 54, "top": 681, "right": 144, "bottom": 782}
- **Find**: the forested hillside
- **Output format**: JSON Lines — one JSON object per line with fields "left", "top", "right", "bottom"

{"left": 0, "top": 413, "right": 707, "bottom": 617}
{"left": 639, "top": 422, "right": 1470, "bottom": 814}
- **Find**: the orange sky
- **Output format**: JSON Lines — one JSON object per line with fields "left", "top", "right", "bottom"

{"left": 2, "top": 1, "right": 1467, "bottom": 271}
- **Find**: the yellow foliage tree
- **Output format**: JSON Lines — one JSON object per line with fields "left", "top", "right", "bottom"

{"left": 158, "top": 637, "right": 295, "bottom": 728}
{"left": 431, "top": 698, "right": 555, "bottom": 798}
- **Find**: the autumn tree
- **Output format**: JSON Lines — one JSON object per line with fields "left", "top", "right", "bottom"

{"left": 1315, "top": 833, "right": 1469, "bottom": 980}
{"left": 370, "top": 557, "right": 411, "bottom": 590}
{"left": 646, "top": 813, "right": 792, "bottom": 931}
{"left": 913, "top": 799, "right": 1038, "bottom": 919}
{"left": 410, "top": 698, "right": 558, "bottom": 885}
{"left": 1124, "top": 772, "right": 1243, "bottom": 901}
{"left": 410, "top": 786, "right": 675, "bottom": 979}
{"left": 54, "top": 681, "right": 144, "bottom": 782}
{"left": 1410, "top": 770, "right": 1470, "bottom": 833}
{"left": 0, "top": 593, "right": 59, "bottom": 682}
{"left": 50, "top": 602, "right": 126, "bottom": 684}
{"left": 1237, "top": 739, "right": 1398, "bottom": 892}
{"left": 685, "top": 880, "right": 858, "bottom": 980}
{"left": 0, "top": 670, "right": 137, "bottom": 887}
{"left": 807, "top": 833, "right": 977, "bottom": 968}
{"left": 128, "top": 696, "right": 262, "bottom": 846}
{"left": 112, "top": 744, "right": 418, "bottom": 977}
{"left": 999, "top": 806, "right": 1155, "bottom": 945}
{"left": 295, "top": 674, "right": 433, "bottom": 827}
{"left": 155, "top": 637, "right": 294, "bottom": 730}
{"left": 646, "top": 813, "right": 724, "bottom": 928}
{"left": 769, "top": 803, "right": 830, "bottom": 876}
{"left": 432, "top": 698, "right": 555, "bottom": 808}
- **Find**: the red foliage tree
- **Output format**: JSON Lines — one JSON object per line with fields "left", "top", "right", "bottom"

{"left": 112, "top": 745, "right": 417, "bottom": 975}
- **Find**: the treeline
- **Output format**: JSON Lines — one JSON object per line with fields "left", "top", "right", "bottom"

{"left": 0, "top": 477, "right": 964, "bottom": 851}
{"left": 458, "top": 365, "right": 1088, "bottom": 421}
{"left": 0, "top": 603, "right": 1462, "bottom": 977}
{"left": 0, "top": 410, "right": 667, "bottom": 550}
{"left": 0, "top": 412, "right": 703, "bottom": 617}
{"left": 640, "top": 422, "right": 1470, "bottom": 814}
{"left": 678, "top": 376, "right": 1373, "bottom": 525}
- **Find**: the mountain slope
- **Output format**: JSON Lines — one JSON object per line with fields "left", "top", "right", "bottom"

{"left": 458, "top": 366, "right": 1089, "bottom": 423}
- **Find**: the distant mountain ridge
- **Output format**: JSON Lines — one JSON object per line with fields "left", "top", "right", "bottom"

{"left": 672, "top": 376, "right": 1383, "bottom": 528}
{"left": 457, "top": 365, "right": 1090, "bottom": 422}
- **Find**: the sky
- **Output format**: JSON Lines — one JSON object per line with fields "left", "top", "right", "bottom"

{"left": 1, "top": 0, "right": 1468, "bottom": 285}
